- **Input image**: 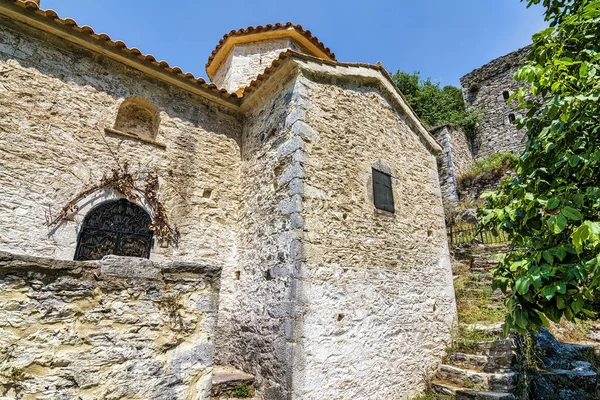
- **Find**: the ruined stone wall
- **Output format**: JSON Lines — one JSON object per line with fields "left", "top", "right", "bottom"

{"left": 292, "top": 75, "right": 456, "bottom": 399}
{"left": 211, "top": 38, "right": 302, "bottom": 94}
{"left": 460, "top": 46, "right": 531, "bottom": 159}
{"left": 0, "top": 252, "right": 221, "bottom": 400}
{"left": 431, "top": 125, "right": 475, "bottom": 210}
{"left": 0, "top": 19, "right": 242, "bottom": 266}
{"left": 215, "top": 68, "right": 306, "bottom": 400}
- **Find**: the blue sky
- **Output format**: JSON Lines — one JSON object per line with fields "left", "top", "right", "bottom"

{"left": 43, "top": 0, "right": 547, "bottom": 87}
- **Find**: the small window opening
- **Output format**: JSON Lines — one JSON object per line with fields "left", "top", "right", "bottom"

{"left": 508, "top": 113, "right": 516, "bottom": 123}
{"left": 114, "top": 97, "right": 160, "bottom": 140}
{"left": 372, "top": 169, "right": 394, "bottom": 213}
{"left": 502, "top": 91, "right": 510, "bottom": 100}
{"left": 74, "top": 199, "right": 153, "bottom": 261}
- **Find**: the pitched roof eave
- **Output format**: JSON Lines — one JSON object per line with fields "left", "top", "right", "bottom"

{"left": 0, "top": 0, "right": 241, "bottom": 109}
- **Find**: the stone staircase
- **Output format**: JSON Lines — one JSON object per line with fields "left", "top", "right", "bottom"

{"left": 432, "top": 324, "right": 519, "bottom": 400}
{"left": 445, "top": 243, "right": 600, "bottom": 399}
{"left": 452, "top": 244, "right": 509, "bottom": 326}
{"left": 435, "top": 245, "right": 521, "bottom": 399}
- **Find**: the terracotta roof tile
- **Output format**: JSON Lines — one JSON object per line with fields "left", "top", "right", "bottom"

{"left": 6, "top": 0, "right": 240, "bottom": 102}
{"left": 206, "top": 22, "right": 336, "bottom": 70}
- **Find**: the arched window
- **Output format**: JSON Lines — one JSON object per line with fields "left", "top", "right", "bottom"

{"left": 113, "top": 97, "right": 160, "bottom": 140}
{"left": 74, "top": 199, "right": 153, "bottom": 261}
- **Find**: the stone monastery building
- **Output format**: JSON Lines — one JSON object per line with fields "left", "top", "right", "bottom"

{"left": 0, "top": 1, "right": 457, "bottom": 399}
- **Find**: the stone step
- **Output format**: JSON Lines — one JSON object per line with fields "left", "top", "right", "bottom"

{"left": 471, "top": 263, "right": 499, "bottom": 269}
{"left": 460, "top": 322, "right": 504, "bottom": 334}
{"left": 210, "top": 366, "right": 255, "bottom": 399}
{"left": 457, "top": 295, "right": 505, "bottom": 303}
{"left": 437, "top": 365, "right": 516, "bottom": 392}
{"left": 456, "top": 390, "right": 516, "bottom": 400}
{"left": 468, "top": 339, "right": 516, "bottom": 357}
{"left": 469, "top": 272, "right": 494, "bottom": 280}
{"left": 432, "top": 380, "right": 464, "bottom": 396}
{"left": 457, "top": 287, "right": 503, "bottom": 297}
{"left": 471, "top": 262, "right": 498, "bottom": 269}
{"left": 447, "top": 352, "right": 514, "bottom": 373}
{"left": 431, "top": 380, "right": 516, "bottom": 400}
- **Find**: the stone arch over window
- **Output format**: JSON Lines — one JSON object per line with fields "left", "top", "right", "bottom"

{"left": 74, "top": 198, "right": 154, "bottom": 261}
{"left": 113, "top": 97, "right": 160, "bottom": 140}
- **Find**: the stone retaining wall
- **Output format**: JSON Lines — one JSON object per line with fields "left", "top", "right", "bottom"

{"left": 0, "top": 252, "right": 221, "bottom": 400}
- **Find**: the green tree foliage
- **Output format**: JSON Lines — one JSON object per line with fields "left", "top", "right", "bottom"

{"left": 480, "top": 0, "right": 600, "bottom": 334}
{"left": 526, "top": 0, "right": 585, "bottom": 25}
{"left": 392, "top": 71, "right": 479, "bottom": 131}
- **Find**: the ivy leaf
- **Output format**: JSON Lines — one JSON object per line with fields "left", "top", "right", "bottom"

{"left": 547, "top": 197, "right": 560, "bottom": 210}
{"left": 516, "top": 277, "right": 532, "bottom": 295}
{"left": 571, "top": 223, "right": 590, "bottom": 252}
{"left": 548, "top": 214, "right": 567, "bottom": 233}
{"left": 543, "top": 285, "right": 556, "bottom": 300}
{"left": 515, "top": 308, "right": 528, "bottom": 329}
{"left": 543, "top": 251, "right": 554, "bottom": 264}
{"left": 568, "top": 155, "right": 580, "bottom": 166}
{"left": 571, "top": 296, "right": 584, "bottom": 314}
{"left": 562, "top": 206, "right": 582, "bottom": 221}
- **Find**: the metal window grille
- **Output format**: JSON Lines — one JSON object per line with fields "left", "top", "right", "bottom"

{"left": 74, "top": 199, "right": 153, "bottom": 261}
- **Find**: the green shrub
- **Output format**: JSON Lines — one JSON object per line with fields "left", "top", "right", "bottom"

{"left": 391, "top": 70, "right": 480, "bottom": 133}
{"left": 232, "top": 382, "right": 251, "bottom": 398}
{"left": 461, "top": 152, "right": 520, "bottom": 182}
{"left": 409, "top": 389, "right": 445, "bottom": 400}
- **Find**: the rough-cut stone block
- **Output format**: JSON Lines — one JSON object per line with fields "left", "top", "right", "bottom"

{"left": 0, "top": 252, "right": 221, "bottom": 400}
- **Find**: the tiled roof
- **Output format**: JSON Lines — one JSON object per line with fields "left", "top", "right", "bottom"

{"left": 5, "top": 0, "right": 240, "bottom": 101}
{"left": 206, "top": 22, "right": 336, "bottom": 70}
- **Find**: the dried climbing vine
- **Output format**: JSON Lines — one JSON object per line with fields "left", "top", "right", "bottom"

{"left": 48, "top": 162, "right": 178, "bottom": 245}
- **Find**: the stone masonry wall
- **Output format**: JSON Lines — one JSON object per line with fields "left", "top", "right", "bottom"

{"left": 460, "top": 46, "right": 531, "bottom": 159}
{"left": 292, "top": 74, "right": 456, "bottom": 399}
{"left": 215, "top": 69, "right": 305, "bottom": 400}
{"left": 431, "top": 125, "right": 475, "bottom": 210}
{"left": 0, "top": 19, "right": 242, "bottom": 265}
{"left": 211, "top": 38, "right": 303, "bottom": 94}
{"left": 0, "top": 251, "right": 221, "bottom": 400}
